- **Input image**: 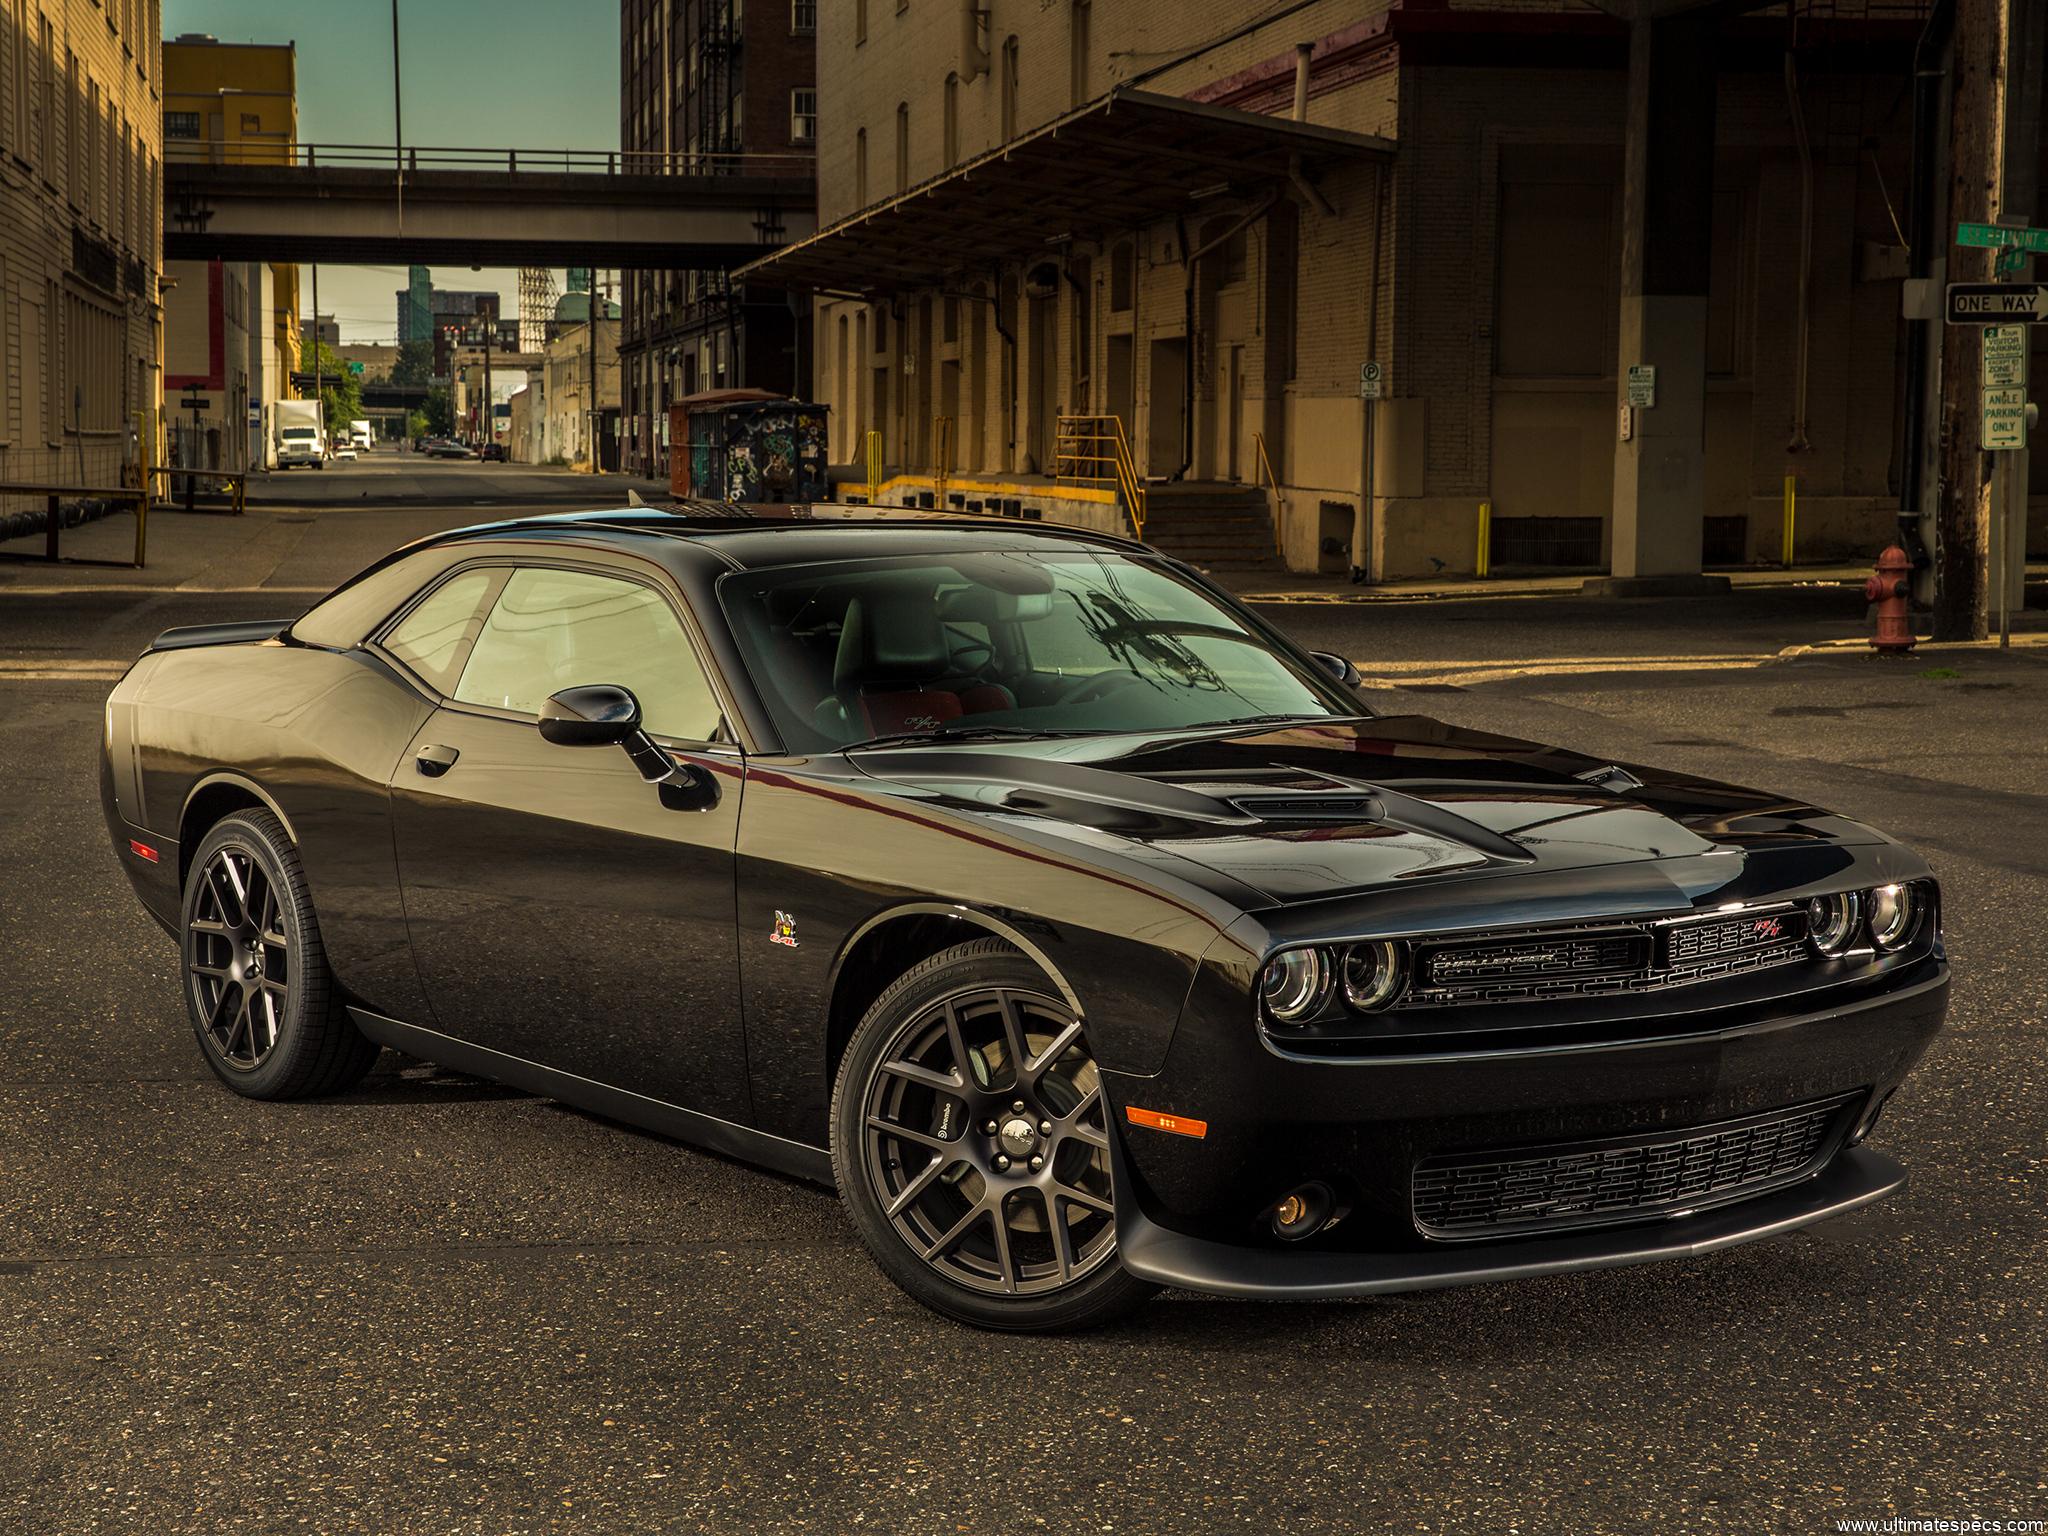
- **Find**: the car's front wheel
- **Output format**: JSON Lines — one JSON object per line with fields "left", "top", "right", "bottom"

{"left": 180, "top": 809, "right": 379, "bottom": 1099}
{"left": 832, "top": 939, "right": 1157, "bottom": 1331}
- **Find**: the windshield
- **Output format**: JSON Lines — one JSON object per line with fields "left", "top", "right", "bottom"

{"left": 281, "top": 428, "right": 316, "bottom": 439}
{"left": 718, "top": 549, "right": 1362, "bottom": 751}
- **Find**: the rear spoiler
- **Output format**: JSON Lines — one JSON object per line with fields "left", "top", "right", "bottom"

{"left": 148, "top": 620, "right": 290, "bottom": 653}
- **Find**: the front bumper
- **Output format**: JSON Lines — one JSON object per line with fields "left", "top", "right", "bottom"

{"left": 1099, "top": 960, "right": 1947, "bottom": 1299}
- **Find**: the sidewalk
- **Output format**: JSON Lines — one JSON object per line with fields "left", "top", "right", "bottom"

{"left": 1212, "top": 560, "right": 2048, "bottom": 605}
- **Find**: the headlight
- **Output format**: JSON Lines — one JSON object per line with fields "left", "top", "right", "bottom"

{"left": 1259, "top": 948, "right": 1329, "bottom": 1024}
{"left": 1807, "top": 891, "right": 1861, "bottom": 956}
{"left": 1340, "top": 941, "right": 1406, "bottom": 1012}
{"left": 1868, "top": 883, "right": 1920, "bottom": 951}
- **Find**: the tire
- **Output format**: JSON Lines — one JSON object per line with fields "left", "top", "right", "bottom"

{"left": 832, "top": 938, "right": 1158, "bottom": 1331}
{"left": 179, "top": 809, "right": 379, "bottom": 1099}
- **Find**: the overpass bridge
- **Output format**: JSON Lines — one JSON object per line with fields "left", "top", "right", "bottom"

{"left": 165, "top": 144, "right": 815, "bottom": 267}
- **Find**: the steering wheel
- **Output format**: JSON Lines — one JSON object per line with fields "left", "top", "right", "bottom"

{"left": 1056, "top": 669, "right": 1146, "bottom": 706}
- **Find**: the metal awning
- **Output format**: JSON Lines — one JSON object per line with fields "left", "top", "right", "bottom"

{"left": 735, "top": 89, "right": 1393, "bottom": 294}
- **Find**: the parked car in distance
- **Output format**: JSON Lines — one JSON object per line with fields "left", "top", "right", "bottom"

{"left": 428, "top": 441, "right": 478, "bottom": 460}
{"left": 480, "top": 442, "right": 507, "bottom": 462}
{"left": 332, "top": 445, "right": 358, "bottom": 462}
{"left": 98, "top": 511, "right": 1950, "bottom": 1332}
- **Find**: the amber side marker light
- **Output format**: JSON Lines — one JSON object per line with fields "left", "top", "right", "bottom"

{"left": 1125, "top": 1106, "right": 1208, "bottom": 1139}
{"left": 128, "top": 839, "right": 158, "bottom": 863}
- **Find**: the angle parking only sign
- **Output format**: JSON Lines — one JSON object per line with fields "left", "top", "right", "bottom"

{"left": 1947, "top": 283, "right": 2048, "bottom": 323}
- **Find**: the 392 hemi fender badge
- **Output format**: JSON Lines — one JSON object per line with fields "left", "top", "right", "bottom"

{"left": 770, "top": 911, "right": 800, "bottom": 948}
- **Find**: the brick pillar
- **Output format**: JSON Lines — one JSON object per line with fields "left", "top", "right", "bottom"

{"left": 1601, "top": 11, "right": 1728, "bottom": 594}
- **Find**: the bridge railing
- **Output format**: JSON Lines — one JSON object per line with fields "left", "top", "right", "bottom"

{"left": 164, "top": 141, "right": 817, "bottom": 177}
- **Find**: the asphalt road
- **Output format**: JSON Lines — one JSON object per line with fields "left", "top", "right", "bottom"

{"left": 0, "top": 494, "right": 2042, "bottom": 1535}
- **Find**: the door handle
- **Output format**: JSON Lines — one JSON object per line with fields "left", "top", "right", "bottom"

{"left": 415, "top": 743, "right": 460, "bottom": 777}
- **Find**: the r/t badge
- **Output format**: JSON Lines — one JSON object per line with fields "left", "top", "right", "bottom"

{"left": 770, "top": 911, "right": 800, "bottom": 948}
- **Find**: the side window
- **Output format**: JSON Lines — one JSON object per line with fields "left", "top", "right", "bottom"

{"left": 381, "top": 569, "right": 496, "bottom": 694}
{"left": 453, "top": 567, "right": 722, "bottom": 741}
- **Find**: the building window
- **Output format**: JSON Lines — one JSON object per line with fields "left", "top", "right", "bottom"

{"left": 1000, "top": 37, "right": 1019, "bottom": 141}
{"left": 791, "top": 0, "right": 816, "bottom": 33}
{"left": 166, "top": 110, "right": 200, "bottom": 139}
{"left": 239, "top": 112, "right": 260, "bottom": 133}
{"left": 62, "top": 288, "right": 123, "bottom": 432}
{"left": 856, "top": 0, "right": 867, "bottom": 44}
{"left": 895, "top": 102, "right": 909, "bottom": 194}
{"left": 790, "top": 88, "right": 816, "bottom": 145}
{"left": 1069, "top": 1, "right": 1089, "bottom": 109}
{"left": 942, "top": 74, "right": 958, "bottom": 166}
{"left": 855, "top": 126, "right": 867, "bottom": 207}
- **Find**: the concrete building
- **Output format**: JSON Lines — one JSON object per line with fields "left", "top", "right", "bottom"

{"left": 538, "top": 317, "right": 620, "bottom": 469}
{"left": 749, "top": 0, "right": 2029, "bottom": 580}
{"left": 616, "top": 0, "right": 816, "bottom": 478}
{"left": 506, "top": 383, "right": 537, "bottom": 464}
{"left": 163, "top": 34, "right": 300, "bottom": 472}
{"left": 0, "top": 0, "right": 164, "bottom": 516}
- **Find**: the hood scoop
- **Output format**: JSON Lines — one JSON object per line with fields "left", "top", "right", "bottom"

{"left": 1229, "top": 785, "right": 1537, "bottom": 864}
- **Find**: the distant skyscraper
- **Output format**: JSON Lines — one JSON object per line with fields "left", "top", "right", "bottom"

{"left": 397, "top": 265, "right": 434, "bottom": 343}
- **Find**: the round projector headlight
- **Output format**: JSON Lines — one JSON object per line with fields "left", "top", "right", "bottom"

{"left": 1341, "top": 941, "right": 1406, "bottom": 1012}
{"left": 1807, "top": 891, "right": 1862, "bottom": 956}
{"left": 1868, "top": 883, "right": 1919, "bottom": 951}
{"left": 1259, "top": 948, "right": 1328, "bottom": 1025}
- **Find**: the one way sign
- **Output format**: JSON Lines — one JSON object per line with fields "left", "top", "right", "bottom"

{"left": 1947, "top": 283, "right": 2048, "bottom": 323}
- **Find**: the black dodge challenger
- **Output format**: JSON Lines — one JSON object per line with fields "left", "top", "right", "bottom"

{"left": 100, "top": 509, "right": 1949, "bottom": 1330}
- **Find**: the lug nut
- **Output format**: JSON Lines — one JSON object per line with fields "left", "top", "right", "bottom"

{"left": 984, "top": 1119, "right": 998, "bottom": 1134}
{"left": 1011, "top": 1100, "right": 1026, "bottom": 1113}
{"left": 1038, "top": 1120, "right": 1052, "bottom": 1136}
{"left": 994, "top": 1154, "right": 1011, "bottom": 1172}
{"left": 1029, "top": 1155, "right": 1044, "bottom": 1172}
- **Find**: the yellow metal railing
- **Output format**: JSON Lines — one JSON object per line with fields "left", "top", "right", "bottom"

{"left": 148, "top": 465, "right": 247, "bottom": 516}
{"left": 932, "top": 415, "right": 956, "bottom": 509}
{"left": 863, "top": 429, "right": 884, "bottom": 505}
{"left": 1251, "top": 430, "right": 1284, "bottom": 519}
{"left": 1055, "top": 413, "right": 1147, "bottom": 539}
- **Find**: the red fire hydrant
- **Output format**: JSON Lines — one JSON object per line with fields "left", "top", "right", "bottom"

{"left": 1864, "top": 545, "right": 1916, "bottom": 653}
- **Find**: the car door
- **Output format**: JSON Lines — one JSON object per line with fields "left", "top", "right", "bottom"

{"left": 382, "top": 556, "right": 751, "bottom": 1124}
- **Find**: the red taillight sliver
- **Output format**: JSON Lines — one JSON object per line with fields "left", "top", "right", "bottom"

{"left": 1125, "top": 1106, "right": 1207, "bottom": 1139}
{"left": 127, "top": 839, "right": 159, "bottom": 863}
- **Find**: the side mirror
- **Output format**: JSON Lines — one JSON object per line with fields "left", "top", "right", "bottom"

{"left": 1309, "top": 650, "right": 1363, "bottom": 689}
{"left": 538, "top": 684, "right": 642, "bottom": 747}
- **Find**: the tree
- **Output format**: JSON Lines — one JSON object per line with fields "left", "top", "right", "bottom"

{"left": 305, "top": 340, "right": 363, "bottom": 441}
{"left": 390, "top": 339, "right": 435, "bottom": 388}
{"left": 423, "top": 386, "right": 454, "bottom": 437}
{"left": 405, "top": 406, "right": 429, "bottom": 440}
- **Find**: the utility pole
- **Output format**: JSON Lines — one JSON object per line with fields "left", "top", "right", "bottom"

{"left": 1933, "top": 0, "right": 2004, "bottom": 640}
{"left": 589, "top": 270, "right": 604, "bottom": 475}
{"left": 311, "top": 262, "right": 324, "bottom": 451}
{"left": 482, "top": 302, "right": 494, "bottom": 452}
{"left": 392, "top": 1, "right": 403, "bottom": 236}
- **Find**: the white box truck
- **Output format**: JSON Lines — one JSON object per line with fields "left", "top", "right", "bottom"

{"left": 348, "top": 420, "right": 373, "bottom": 451}
{"left": 275, "top": 400, "right": 326, "bottom": 469}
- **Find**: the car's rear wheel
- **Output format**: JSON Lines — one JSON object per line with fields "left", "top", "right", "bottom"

{"left": 180, "top": 809, "right": 379, "bottom": 1099}
{"left": 832, "top": 939, "right": 1157, "bottom": 1331}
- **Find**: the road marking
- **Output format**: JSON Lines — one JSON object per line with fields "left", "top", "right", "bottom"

{"left": 1360, "top": 634, "right": 2048, "bottom": 688}
{"left": 0, "top": 658, "right": 130, "bottom": 682}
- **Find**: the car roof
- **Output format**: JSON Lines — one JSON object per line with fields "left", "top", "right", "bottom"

{"left": 422, "top": 506, "right": 1154, "bottom": 571}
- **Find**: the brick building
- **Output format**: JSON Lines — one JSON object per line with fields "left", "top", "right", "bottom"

{"left": 0, "top": 0, "right": 163, "bottom": 517}
{"left": 746, "top": 0, "right": 2037, "bottom": 580}
{"left": 616, "top": 0, "right": 817, "bottom": 478}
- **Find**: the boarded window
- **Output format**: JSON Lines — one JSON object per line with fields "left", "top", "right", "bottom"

{"left": 1494, "top": 169, "right": 1617, "bottom": 379}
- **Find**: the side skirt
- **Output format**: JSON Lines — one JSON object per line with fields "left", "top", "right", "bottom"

{"left": 348, "top": 1007, "right": 835, "bottom": 1188}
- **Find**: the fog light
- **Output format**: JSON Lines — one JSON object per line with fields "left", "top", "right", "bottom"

{"left": 1270, "top": 1182, "right": 1334, "bottom": 1241}
{"left": 1259, "top": 948, "right": 1329, "bottom": 1025}
{"left": 1868, "top": 883, "right": 1920, "bottom": 951}
{"left": 1807, "top": 891, "right": 1861, "bottom": 956}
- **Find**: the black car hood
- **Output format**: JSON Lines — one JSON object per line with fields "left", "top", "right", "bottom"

{"left": 848, "top": 714, "right": 1882, "bottom": 905}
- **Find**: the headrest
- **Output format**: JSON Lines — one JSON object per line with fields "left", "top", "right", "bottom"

{"left": 835, "top": 594, "right": 950, "bottom": 689}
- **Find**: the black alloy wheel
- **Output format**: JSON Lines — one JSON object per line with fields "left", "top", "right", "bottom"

{"left": 179, "top": 809, "right": 380, "bottom": 1099}
{"left": 833, "top": 939, "right": 1157, "bottom": 1331}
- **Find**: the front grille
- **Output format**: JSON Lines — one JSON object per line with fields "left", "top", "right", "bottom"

{"left": 1411, "top": 1096, "right": 1852, "bottom": 1239}
{"left": 1400, "top": 906, "right": 1809, "bottom": 1007}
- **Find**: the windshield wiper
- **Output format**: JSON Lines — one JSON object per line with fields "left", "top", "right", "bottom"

{"left": 847, "top": 724, "right": 1097, "bottom": 750}
{"left": 1158, "top": 712, "right": 1376, "bottom": 736}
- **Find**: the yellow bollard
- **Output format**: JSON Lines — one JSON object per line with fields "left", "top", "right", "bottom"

{"left": 1475, "top": 500, "right": 1492, "bottom": 578}
{"left": 1781, "top": 475, "right": 1797, "bottom": 567}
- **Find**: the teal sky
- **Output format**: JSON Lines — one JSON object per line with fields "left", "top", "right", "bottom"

{"left": 166, "top": 0, "right": 622, "bottom": 343}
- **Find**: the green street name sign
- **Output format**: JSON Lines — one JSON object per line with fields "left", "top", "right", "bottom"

{"left": 1957, "top": 221, "right": 2048, "bottom": 253}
